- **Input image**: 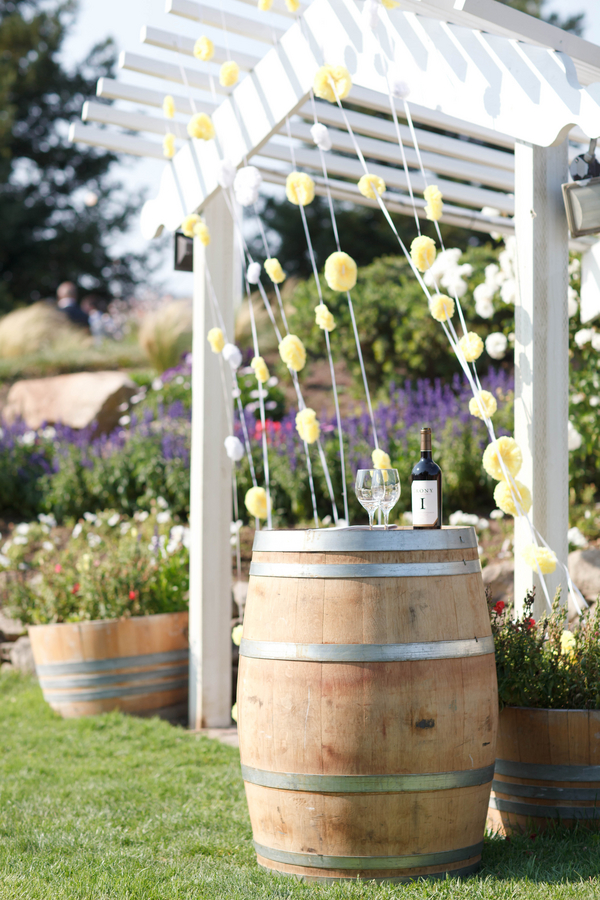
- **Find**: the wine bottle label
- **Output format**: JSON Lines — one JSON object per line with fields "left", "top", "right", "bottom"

{"left": 411, "top": 482, "right": 439, "bottom": 526}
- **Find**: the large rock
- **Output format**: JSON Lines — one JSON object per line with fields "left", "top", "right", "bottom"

{"left": 0, "top": 610, "right": 26, "bottom": 642}
{"left": 3, "top": 371, "right": 137, "bottom": 434}
{"left": 482, "top": 558, "right": 514, "bottom": 606}
{"left": 568, "top": 549, "right": 600, "bottom": 603}
{"left": 3, "top": 636, "right": 36, "bottom": 675}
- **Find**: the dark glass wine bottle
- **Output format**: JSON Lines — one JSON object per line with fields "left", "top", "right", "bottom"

{"left": 410, "top": 427, "right": 442, "bottom": 529}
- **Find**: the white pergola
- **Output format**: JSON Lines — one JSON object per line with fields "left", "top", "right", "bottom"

{"left": 70, "top": 0, "right": 600, "bottom": 728}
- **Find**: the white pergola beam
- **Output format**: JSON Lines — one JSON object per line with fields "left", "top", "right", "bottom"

{"left": 97, "top": 77, "right": 216, "bottom": 115}
{"left": 140, "top": 24, "right": 260, "bottom": 71}
{"left": 68, "top": 122, "right": 163, "bottom": 158}
{"left": 167, "top": 0, "right": 287, "bottom": 43}
{"left": 83, "top": 100, "right": 189, "bottom": 139}
{"left": 119, "top": 51, "right": 232, "bottom": 96}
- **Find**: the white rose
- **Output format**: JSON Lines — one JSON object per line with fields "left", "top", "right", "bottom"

{"left": 500, "top": 278, "right": 517, "bottom": 305}
{"left": 591, "top": 333, "right": 600, "bottom": 352}
{"left": 574, "top": 328, "right": 594, "bottom": 348}
{"left": 485, "top": 332, "right": 508, "bottom": 360}
{"left": 568, "top": 420, "right": 583, "bottom": 451}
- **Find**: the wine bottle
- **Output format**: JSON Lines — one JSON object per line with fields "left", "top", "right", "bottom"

{"left": 410, "top": 427, "right": 442, "bottom": 529}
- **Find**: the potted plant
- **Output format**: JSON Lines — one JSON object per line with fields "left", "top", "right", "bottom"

{"left": 2, "top": 509, "right": 190, "bottom": 721}
{"left": 487, "top": 590, "right": 600, "bottom": 833}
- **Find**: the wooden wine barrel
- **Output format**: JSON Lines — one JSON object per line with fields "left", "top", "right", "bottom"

{"left": 29, "top": 611, "right": 188, "bottom": 720}
{"left": 488, "top": 707, "right": 600, "bottom": 834}
{"left": 238, "top": 527, "right": 498, "bottom": 883}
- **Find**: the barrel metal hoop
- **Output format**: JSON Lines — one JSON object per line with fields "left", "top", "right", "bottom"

{"left": 495, "top": 759, "right": 600, "bottom": 782}
{"left": 243, "top": 764, "right": 495, "bottom": 793}
{"left": 257, "top": 860, "right": 482, "bottom": 884}
{"left": 38, "top": 664, "right": 189, "bottom": 690}
{"left": 35, "top": 648, "right": 189, "bottom": 677}
{"left": 253, "top": 840, "right": 484, "bottom": 871}
{"left": 489, "top": 796, "right": 600, "bottom": 819}
{"left": 252, "top": 527, "right": 477, "bottom": 553}
{"left": 42, "top": 678, "right": 188, "bottom": 704}
{"left": 249, "top": 561, "right": 481, "bottom": 579}
{"left": 492, "top": 780, "right": 600, "bottom": 801}
{"left": 239, "top": 635, "right": 494, "bottom": 662}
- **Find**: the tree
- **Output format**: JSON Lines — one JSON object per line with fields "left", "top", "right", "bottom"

{"left": 0, "top": 0, "right": 150, "bottom": 313}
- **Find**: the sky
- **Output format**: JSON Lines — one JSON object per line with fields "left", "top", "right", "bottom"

{"left": 60, "top": 0, "right": 600, "bottom": 296}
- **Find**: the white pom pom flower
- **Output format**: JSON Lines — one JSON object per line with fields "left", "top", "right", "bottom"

{"left": 234, "top": 166, "right": 262, "bottom": 206}
{"left": 222, "top": 343, "right": 243, "bottom": 370}
{"left": 217, "top": 158, "right": 236, "bottom": 189}
{"left": 310, "top": 122, "right": 332, "bottom": 152}
{"left": 224, "top": 435, "right": 245, "bottom": 462}
{"left": 247, "top": 262, "right": 261, "bottom": 284}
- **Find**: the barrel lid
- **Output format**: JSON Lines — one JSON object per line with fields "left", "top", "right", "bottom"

{"left": 252, "top": 526, "right": 477, "bottom": 552}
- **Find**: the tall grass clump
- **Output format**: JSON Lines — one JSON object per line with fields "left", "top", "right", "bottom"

{"left": 0, "top": 302, "right": 87, "bottom": 358}
{"left": 138, "top": 300, "right": 193, "bottom": 372}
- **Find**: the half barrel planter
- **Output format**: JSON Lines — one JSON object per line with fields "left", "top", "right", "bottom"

{"left": 238, "top": 526, "right": 498, "bottom": 883}
{"left": 488, "top": 707, "right": 600, "bottom": 833}
{"left": 28, "top": 611, "right": 189, "bottom": 719}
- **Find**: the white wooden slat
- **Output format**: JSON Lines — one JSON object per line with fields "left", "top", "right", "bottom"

{"left": 119, "top": 50, "right": 232, "bottom": 95}
{"left": 167, "top": 0, "right": 287, "bottom": 43}
{"left": 68, "top": 122, "right": 164, "bottom": 159}
{"left": 82, "top": 100, "right": 189, "bottom": 140}
{"left": 140, "top": 24, "right": 260, "bottom": 71}
{"left": 285, "top": 120, "right": 515, "bottom": 192}
{"left": 96, "top": 77, "right": 216, "bottom": 115}
{"left": 259, "top": 140, "right": 515, "bottom": 213}
{"left": 234, "top": 0, "right": 310, "bottom": 19}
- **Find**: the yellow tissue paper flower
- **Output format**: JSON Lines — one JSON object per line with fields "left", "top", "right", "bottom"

{"left": 231, "top": 624, "right": 243, "bottom": 646}
{"left": 429, "top": 293, "right": 455, "bottom": 323}
{"left": 264, "top": 258, "right": 286, "bottom": 284}
{"left": 207, "top": 327, "right": 225, "bottom": 354}
{"left": 245, "top": 486, "right": 268, "bottom": 519}
{"left": 194, "top": 219, "right": 210, "bottom": 246}
{"left": 181, "top": 214, "right": 200, "bottom": 237}
{"left": 315, "top": 303, "right": 335, "bottom": 332}
{"left": 285, "top": 0, "right": 300, "bottom": 9}
{"left": 279, "top": 334, "right": 306, "bottom": 372}
{"left": 324, "top": 251, "right": 357, "bottom": 292}
{"left": 194, "top": 36, "right": 214, "bottom": 61}
{"left": 296, "top": 407, "right": 320, "bottom": 444}
{"left": 381, "top": 0, "right": 399, "bottom": 7}
{"left": 257, "top": 0, "right": 273, "bottom": 10}
{"left": 560, "top": 630, "right": 576, "bottom": 658}
{"left": 219, "top": 61, "right": 239, "bottom": 87}
{"left": 372, "top": 448, "right": 391, "bottom": 469}
{"left": 187, "top": 113, "right": 215, "bottom": 141}
{"left": 482, "top": 436, "right": 523, "bottom": 481}
{"left": 162, "top": 95, "right": 175, "bottom": 119}
{"left": 424, "top": 184, "right": 443, "bottom": 221}
{"left": 231, "top": 702, "right": 238, "bottom": 722}
{"left": 469, "top": 390, "right": 497, "bottom": 420}
{"left": 493, "top": 479, "right": 531, "bottom": 517}
{"left": 459, "top": 332, "right": 484, "bottom": 362}
{"left": 251, "top": 356, "right": 269, "bottom": 384}
{"left": 410, "top": 235, "right": 436, "bottom": 272}
{"left": 358, "top": 173, "right": 386, "bottom": 200}
{"left": 522, "top": 544, "right": 557, "bottom": 575}
{"left": 163, "top": 133, "right": 176, "bottom": 159}
{"left": 313, "top": 65, "right": 352, "bottom": 103}
{"left": 285, "top": 172, "right": 315, "bottom": 206}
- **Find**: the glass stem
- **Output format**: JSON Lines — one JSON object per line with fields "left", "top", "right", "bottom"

{"left": 368, "top": 510, "right": 374, "bottom": 530}
{"left": 384, "top": 510, "right": 389, "bottom": 530}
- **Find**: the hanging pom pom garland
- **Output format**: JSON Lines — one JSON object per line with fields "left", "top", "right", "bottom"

{"left": 285, "top": 0, "right": 300, "bottom": 10}
{"left": 424, "top": 184, "right": 443, "bottom": 221}
{"left": 251, "top": 356, "right": 269, "bottom": 384}
{"left": 469, "top": 390, "right": 497, "bottom": 420}
{"left": 163, "top": 133, "right": 176, "bottom": 158}
{"left": 313, "top": 65, "right": 352, "bottom": 103}
{"left": 246, "top": 262, "right": 261, "bottom": 284}
{"left": 222, "top": 343, "right": 242, "bottom": 370}
{"left": 372, "top": 448, "right": 391, "bottom": 469}
{"left": 207, "top": 327, "right": 225, "bottom": 354}
{"left": 494, "top": 480, "right": 531, "bottom": 517}
{"left": 324, "top": 251, "right": 357, "bottom": 292}
{"left": 315, "top": 303, "right": 335, "bottom": 332}
{"left": 410, "top": 236, "right": 436, "bottom": 272}
{"left": 194, "top": 36, "right": 214, "bottom": 61}
{"left": 245, "top": 486, "right": 268, "bottom": 519}
{"left": 482, "top": 437, "right": 522, "bottom": 481}
{"left": 285, "top": 172, "right": 315, "bottom": 206}
{"left": 310, "top": 123, "right": 332, "bottom": 151}
{"left": 296, "top": 408, "right": 320, "bottom": 443}
{"left": 187, "top": 113, "right": 215, "bottom": 141}
{"left": 358, "top": 173, "right": 386, "bottom": 200}
{"left": 279, "top": 334, "right": 306, "bottom": 371}
{"left": 217, "top": 159, "right": 236, "bottom": 189}
{"left": 219, "top": 61, "right": 239, "bottom": 87}
{"left": 389, "top": 70, "right": 410, "bottom": 98}
{"left": 264, "top": 258, "right": 286, "bottom": 284}
{"left": 458, "top": 332, "right": 484, "bottom": 362}
{"left": 224, "top": 435, "right": 245, "bottom": 462}
{"left": 234, "top": 166, "right": 262, "bottom": 206}
{"left": 257, "top": 0, "right": 273, "bottom": 9}
{"left": 522, "top": 544, "right": 557, "bottom": 575}
{"left": 429, "top": 294, "right": 454, "bottom": 323}
{"left": 181, "top": 214, "right": 210, "bottom": 245}
{"left": 162, "top": 95, "right": 175, "bottom": 119}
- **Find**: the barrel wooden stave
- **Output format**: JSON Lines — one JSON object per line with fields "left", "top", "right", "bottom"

{"left": 255, "top": 853, "right": 482, "bottom": 884}
{"left": 239, "top": 528, "right": 498, "bottom": 881}
{"left": 488, "top": 707, "right": 600, "bottom": 833}
{"left": 28, "top": 611, "right": 189, "bottom": 719}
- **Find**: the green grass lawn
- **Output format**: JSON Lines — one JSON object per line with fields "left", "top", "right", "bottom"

{"left": 1, "top": 671, "right": 599, "bottom": 900}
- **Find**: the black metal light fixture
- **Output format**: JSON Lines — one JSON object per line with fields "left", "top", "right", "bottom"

{"left": 174, "top": 231, "right": 193, "bottom": 272}
{"left": 562, "top": 139, "right": 600, "bottom": 238}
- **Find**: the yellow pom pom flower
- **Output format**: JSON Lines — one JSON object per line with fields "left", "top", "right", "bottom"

{"left": 424, "top": 184, "right": 443, "bottom": 221}
{"left": 493, "top": 479, "right": 531, "bottom": 517}
{"left": 181, "top": 214, "right": 200, "bottom": 238}
{"left": 245, "top": 486, "right": 268, "bottom": 519}
{"left": 207, "top": 327, "right": 225, "bottom": 354}
{"left": 257, "top": 0, "right": 273, "bottom": 10}
{"left": 482, "top": 436, "right": 523, "bottom": 481}
{"left": 358, "top": 174, "right": 386, "bottom": 200}
{"left": 522, "top": 544, "right": 557, "bottom": 575}
{"left": 163, "top": 133, "right": 176, "bottom": 159}
{"left": 219, "top": 61, "right": 239, "bottom": 87}
{"left": 279, "top": 334, "right": 306, "bottom": 371}
{"left": 264, "top": 258, "right": 286, "bottom": 284}
{"left": 285, "top": 171, "right": 315, "bottom": 206}
{"left": 231, "top": 624, "right": 243, "bottom": 646}
{"left": 193, "top": 36, "right": 214, "bottom": 61}
{"left": 324, "top": 251, "right": 357, "bottom": 292}
{"left": 187, "top": 113, "right": 215, "bottom": 141}
{"left": 285, "top": 0, "right": 300, "bottom": 9}
{"left": 296, "top": 407, "right": 320, "bottom": 444}
{"left": 194, "top": 219, "right": 210, "bottom": 246}
{"left": 162, "top": 95, "right": 175, "bottom": 119}
{"left": 459, "top": 332, "right": 484, "bottom": 362}
{"left": 381, "top": 0, "right": 399, "bottom": 7}
{"left": 560, "top": 630, "right": 576, "bottom": 659}
{"left": 429, "top": 293, "right": 455, "bottom": 323}
{"left": 372, "top": 448, "right": 391, "bottom": 469}
{"left": 410, "top": 235, "right": 436, "bottom": 272}
{"left": 313, "top": 65, "right": 352, "bottom": 103}
{"left": 469, "top": 390, "right": 497, "bottom": 420}
{"left": 315, "top": 303, "right": 335, "bottom": 332}
{"left": 251, "top": 356, "right": 269, "bottom": 384}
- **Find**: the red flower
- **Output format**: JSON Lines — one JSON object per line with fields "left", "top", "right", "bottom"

{"left": 54, "top": 564, "right": 62, "bottom": 574}
{"left": 525, "top": 618, "right": 536, "bottom": 630}
{"left": 493, "top": 601, "right": 505, "bottom": 615}
{"left": 129, "top": 590, "right": 136, "bottom": 601}
{"left": 71, "top": 583, "right": 80, "bottom": 594}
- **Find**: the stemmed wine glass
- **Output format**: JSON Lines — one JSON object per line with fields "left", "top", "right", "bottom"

{"left": 379, "top": 469, "right": 401, "bottom": 530}
{"left": 355, "top": 469, "right": 384, "bottom": 529}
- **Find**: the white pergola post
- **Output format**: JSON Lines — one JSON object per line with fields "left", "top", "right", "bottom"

{"left": 188, "top": 191, "right": 235, "bottom": 729}
{"left": 513, "top": 140, "right": 569, "bottom": 619}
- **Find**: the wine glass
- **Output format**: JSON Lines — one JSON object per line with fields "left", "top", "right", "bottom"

{"left": 355, "top": 469, "right": 384, "bottom": 530}
{"left": 378, "top": 469, "right": 401, "bottom": 530}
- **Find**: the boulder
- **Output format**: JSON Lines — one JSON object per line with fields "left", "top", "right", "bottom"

{"left": 568, "top": 549, "right": 600, "bottom": 603}
{"left": 0, "top": 610, "right": 26, "bottom": 642}
{"left": 3, "top": 636, "right": 35, "bottom": 675}
{"left": 482, "top": 558, "right": 514, "bottom": 606}
{"left": 3, "top": 371, "right": 137, "bottom": 434}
